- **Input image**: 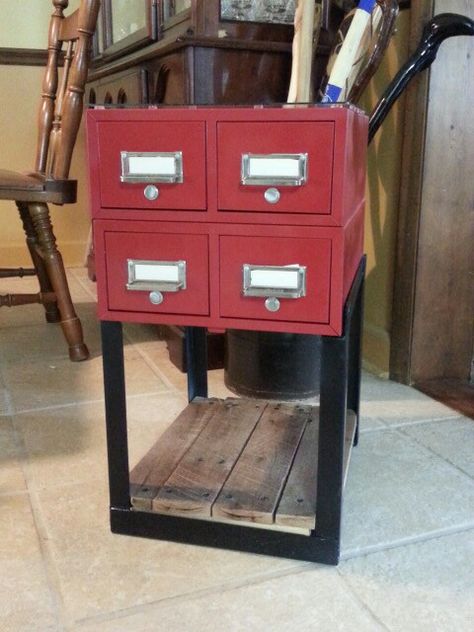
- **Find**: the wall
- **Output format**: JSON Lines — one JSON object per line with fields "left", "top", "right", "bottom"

{"left": 360, "top": 10, "right": 410, "bottom": 376}
{"left": 0, "top": 0, "right": 88, "bottom": 268}
{"left": 0, "top": 0, "right": 81, "bottom": 47}
{"left": 1, "top": 0, "right": 58, "bottom": 48}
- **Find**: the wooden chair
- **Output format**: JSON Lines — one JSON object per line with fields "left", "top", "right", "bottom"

{"left": 0, "top": 0, "right": 100, "bottom": 361}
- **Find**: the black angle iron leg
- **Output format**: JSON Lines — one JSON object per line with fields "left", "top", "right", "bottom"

{"left": 315, "top": 258, "right": 365, "bottom": 561}
{"left": 316, "top": 331, "right": 349, "bottom": 563}
{"left": 347, "top": 259, "right": 366, "bottom": 446}
{"left": 101, "top": 321, "right": 130, "bottom": 511}
{"left": 185, "top": 326, "right": 208, "bottom": 402}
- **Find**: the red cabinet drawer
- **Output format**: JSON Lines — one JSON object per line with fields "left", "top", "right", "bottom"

{"left": 105, "top": 231, "right": 209, "bottom": 316}
{"left": 97, "top": 121, "right": 207, "bottom": 210}
{"left": 217, "top": 122, "right": 334, "bottom": 214}
{"left": 219, "top": 235, "right": 331, "bottom": 324}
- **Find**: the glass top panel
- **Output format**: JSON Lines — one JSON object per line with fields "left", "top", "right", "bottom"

{"left": 111, "top": 0, "right": 147, "bottom": 43}
{"left": 220, "top": 0, "right": 296, "bottom": 25}
{"left": 163, "top": 0, "right": 192, "bottom": 21}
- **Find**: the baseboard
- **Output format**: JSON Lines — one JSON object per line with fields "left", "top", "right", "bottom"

{"left": 415, "top": 379, "right": 474, "bottom": 420}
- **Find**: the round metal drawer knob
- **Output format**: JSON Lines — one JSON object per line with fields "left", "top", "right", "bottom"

{"left": 149, "top": 291, "right": 164, "bottom": 305}
{"left": 264, "top": 187, "right": 281, "bottom": 204}
{"left": 144, "top": 184, "right": 159, "bottom": 201}
{"left": 265, "top": 297, "right": 281, "bottom": 312}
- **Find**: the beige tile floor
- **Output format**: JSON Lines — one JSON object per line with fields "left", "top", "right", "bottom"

{"left": 0, "top": 268, "right": 473, "bottom": 632}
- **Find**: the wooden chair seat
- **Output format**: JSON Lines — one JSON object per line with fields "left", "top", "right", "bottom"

{"left": 0, "top": 169, "right": 76, "bottom": 204}
{"left": 0, "top": 0, "right": 100, "bottom": 362}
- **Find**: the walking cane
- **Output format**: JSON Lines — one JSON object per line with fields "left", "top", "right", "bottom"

{"left": 369, "top": 12, "right": 474, "bottom": 143}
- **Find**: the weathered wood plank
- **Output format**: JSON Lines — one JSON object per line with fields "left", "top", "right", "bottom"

{"left": 275, "top": 407, "right": 319, "bottom": 530}
{"left": 130, "top": 397, "right": 220, "bottom": 511}
{"left": 208, "top": 513, "right": 311, "bottom": 536}
{"left": 213, "top": 402, "right": 311, "bottom": 525}
{"left": 152, "top": 398, "right": 266, "bottom": 517}
{"left": 276, "top": 408, "right": 356, "bottom": 529}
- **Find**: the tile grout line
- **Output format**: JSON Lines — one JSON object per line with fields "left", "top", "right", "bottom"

{"left": 357, "top": 423, "right": 391, "bottom": 434}
{"left": 336, "top": 568, "right": 392, "bottom": 631}
{"left": 71, "top": 562, "right": 316, "bottom": 629}
{"left": 124, "top": 333, "right": 183, "bottom": 393}
{"left": 341, "top": 520, "right": 474, "bottom": 561}
{"left": 9, "top": 416, "right": 71, "bottom": 632}
{"left": 397, "top": 424, "right": 474, "bottom": 482}
{"left": 10, "top": 388, "right": 177, "bottom": 417}
{"left": 342, "top": 421, "right": 474, "bottom": 560}
{"left": 27, "top": 487, "right": 72, "bottom": 632}
{"left": 377, "top": 413, "right": 465, "bottom": 430}
{"left": 0, "top": 488, "right": 30, "bottom": 499}
{"left": 68, "top": 268, "right": 98, "bottom": 302}
{"left": 358, "top": 414, "right": 463, "bottom": 433}
{"left": 390, "top": 424, "right": 474, "bottom": 483}
{"left": 1, "top": 410, "right": 29, "bottom": 493}
{"left": 1, "top": 383, "right": 14, "bottom": 416}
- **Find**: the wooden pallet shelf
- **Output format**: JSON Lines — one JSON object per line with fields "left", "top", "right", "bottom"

{"left": 130, "top": 397, "right": 356, "bottom": 534}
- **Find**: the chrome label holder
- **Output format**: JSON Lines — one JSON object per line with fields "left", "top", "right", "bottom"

{"left": 120, "top": 151, "right": 183, "bottom": 184}
{"left": 242, "top": 264, "right": 307, "bottom": 299}
{"left": 126, "top": 259, "right": 187, "bottom": 292}
{"left": 241, "top": 153, "right": 308, "bottom": 187}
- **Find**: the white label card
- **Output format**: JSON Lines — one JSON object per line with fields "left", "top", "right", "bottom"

{"left": 248, "top": 157, "right": 301, "bottom": 179}
{"left": 250, "top": 268, "right": 300, "bottom": 290}
{"left": 128, "top": 155, "right": 177, "bottom": 177}
{"left": 134, "top": 263, "right": 180, "bottom": 283}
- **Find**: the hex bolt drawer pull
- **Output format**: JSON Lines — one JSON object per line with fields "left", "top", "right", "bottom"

{"left": 264, "top": 187, "right": 281, "bottom": 204}
{"left": 265, "top": 297, "right": 281, "bottom": 312}
{"left": 144, "top": 185, "right": 159, "bottom": 201}
{"left": 149, "top": 291, "right": 164, "bottom": 305}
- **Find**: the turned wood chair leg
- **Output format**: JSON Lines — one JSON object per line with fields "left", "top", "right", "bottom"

{"left": 17, "top": 201, "right": 61, "bottom": 323}
{"left": 29, "top": 202, "right": 89, "bottom": 361}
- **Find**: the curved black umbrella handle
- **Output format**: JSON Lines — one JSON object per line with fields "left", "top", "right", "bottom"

{"left": 368, "top": 13, "right": 474, "bottom": 144}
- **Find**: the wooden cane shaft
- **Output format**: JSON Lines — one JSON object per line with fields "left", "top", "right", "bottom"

{"left": 296, "top": 0, "right": 316, "bottom": 103}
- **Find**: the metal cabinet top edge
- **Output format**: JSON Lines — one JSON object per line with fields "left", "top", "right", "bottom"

{"left": 86, "top": 103, "right": 365, "bottom": 122}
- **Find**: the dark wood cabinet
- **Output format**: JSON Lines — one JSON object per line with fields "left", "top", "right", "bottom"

{"left": 87, "top": 0, "right": 301, "bottom": 107}
{"left": 101, "top": 0, "right": 159, "bottom": 58}
{"left": 86, "top": 1, "right": 344, "bottom": 108}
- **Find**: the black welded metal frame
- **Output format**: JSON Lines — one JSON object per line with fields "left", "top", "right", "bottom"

{"left": 100, "top": 257, "right": 366, "bottom": 565}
